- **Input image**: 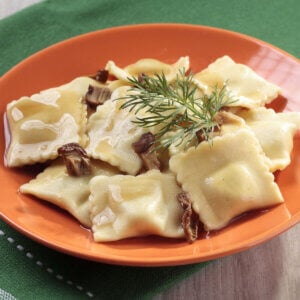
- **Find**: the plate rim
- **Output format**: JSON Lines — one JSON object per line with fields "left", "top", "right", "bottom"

{"left": 1, "top": 23, "right": 299, "bottom": 80}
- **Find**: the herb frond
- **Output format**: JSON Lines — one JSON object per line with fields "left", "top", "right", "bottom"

{"left": 117, "top": 70, "right": 235, "bottom": 149}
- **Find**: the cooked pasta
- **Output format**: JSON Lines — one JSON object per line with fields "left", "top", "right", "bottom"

{"left": 5, "top": 55, "right": 300, "bottom": 243}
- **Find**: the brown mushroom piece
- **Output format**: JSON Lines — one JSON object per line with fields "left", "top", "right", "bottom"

{"left": 137, "top": 73, "right": 147, "bottom": 84}
{"left": 90, "top": 69, "right": 109, "bottom": 83}
{"left": 132, "top": 132, "right": 160, "bottom": 171}
{"left": 177, "top": 192, "right": 200, "bottom": 243}
{"left": 57, "top": 143, "right": 91, "bottom": 176}
{"left": 85, "top": 85, "right": 112, "bottom": 108}
{"left": 196, "top": 110, "right": 242, "bottom": 142}
{"left": 213, "top": 110, "right": 243, "bottom": 125}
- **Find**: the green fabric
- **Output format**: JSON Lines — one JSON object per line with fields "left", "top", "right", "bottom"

{"left": 0, "top": 222, "right": 208, "bottom": 299}
{"left": 0, "top": 0, "right": 299, "bottom": 299}
{"left": 0, "top": 0, "right": 299, "bottom": 75}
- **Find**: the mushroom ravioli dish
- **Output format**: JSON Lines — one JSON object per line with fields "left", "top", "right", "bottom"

{"left": 4, "top": 55, "right": 300, "bottom": 243}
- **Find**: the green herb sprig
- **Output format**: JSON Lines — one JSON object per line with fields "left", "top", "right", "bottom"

{"left": 118, "top": 70, "right": 235, "bottom": 149}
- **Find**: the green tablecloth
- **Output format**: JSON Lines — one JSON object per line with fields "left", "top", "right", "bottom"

{"left": 0, "top": 0, "right": 299, "bottom": 299}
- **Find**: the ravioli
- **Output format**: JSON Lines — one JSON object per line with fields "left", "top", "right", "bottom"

{"left": 20, "top": 159, "right": 119, "bottom": 227}
{"left": 193, "top": 56, "right": 281, "bottom": 108}
{"left": 169, "top": 129, "right": 283, "bottom": 231}
{"left": 86, "top": 86, "right": 147, "bottom": 175}
{"left": 5, "top": 77, "right": 101, "bottom": 167}
{"left": 105, "top": 57, "right": 190, "bottom": 83}
{"left": 236, "top": 107, "right": 300, "bottom": 171}
{"left": 4, "top": 55, "right": 299, "bottom": 244}
{"left": 89, "top": 170, "right": 184, "bottom": 241}
{"left": 52, "top": 76, "right": 105, "bottom": 95}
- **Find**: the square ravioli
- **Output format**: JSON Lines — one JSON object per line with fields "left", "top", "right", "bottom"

{"left": 86, "top": 86, "right": 148, "bottom": 175}
{"left": 169, "top": 129, "right": 283, "bottom": 231}
{"left": 5, "top": 77, "right": 100, "bottom": 167}
{"left": 236, "top": 107, "right": 300, "bottom": 172}
{"left": 105, "top": 56, "right": 189, "bottom": 83}
{"left": 20, "top": 159, "right": 119, "bottom": 227}
{"left": 193, "top": 56, "right": 281, "bottom": 108}
{"left": 89, "top": 170, "right": 184, "bottom": 241}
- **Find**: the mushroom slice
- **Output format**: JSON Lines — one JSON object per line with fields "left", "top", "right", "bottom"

{"left": 58, "top": 143, "right": 91, "bottom": 176}
{"left": 177, "top": 192, "right": 200, "bottom": 243}
{"left": 85, "top": 85, "right": 112, "bottom": 108}
{"left": 132, "top": 132, "right": 160, "bottom": 171}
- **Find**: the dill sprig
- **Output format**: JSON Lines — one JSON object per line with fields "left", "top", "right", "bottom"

{"left": 118, "top": 70, "right": 235, "bottom": 149}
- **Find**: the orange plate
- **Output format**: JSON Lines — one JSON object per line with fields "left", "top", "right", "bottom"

{"left": 0, "top": 24, "right": 300, "bottom": 266}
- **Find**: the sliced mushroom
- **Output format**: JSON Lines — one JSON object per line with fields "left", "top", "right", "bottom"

{"left": 196, "top": 126, "right": 219, "bottom": 143}
{"left": 132, "top": 132, "right": 155, "bottom": 153}
{"left": 85, "top": 85, "right": 112, "bottom": 107}
{"left": 57, "top": 143, "right": 91, "bottom": 176}
{"left": 132, "top": 132, "right": 160, "bottom": 171}
{"left": 177, "top": 192, "right": 200, "bottom": 243}
{"left": 90, "top": 69, "right": 109, "bottom": 83}
{"left": 213, "top": 110, "right": 243, "bottom": 125}
{"left": 137, "top": 73, "right": 147, "bottom": 84}
{"left": 139, "top": 151, "right": 161, "bottom": 171}
{"left": 196, "top": 110, "right": 241, "bottom": 143}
